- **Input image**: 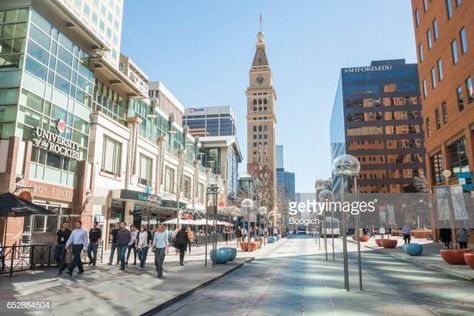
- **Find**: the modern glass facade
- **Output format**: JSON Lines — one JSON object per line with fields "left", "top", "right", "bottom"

{"left": 277, "top": 168, "right": 296, "bottom": 202}
{"left": 183, "top": 106, "right": 236, "bottom": 136}
{"left": 0, "top": 7, "right": 93, "bottom": 186}
{"left": 330, "top": 60, "right": 426, "bottom": 193}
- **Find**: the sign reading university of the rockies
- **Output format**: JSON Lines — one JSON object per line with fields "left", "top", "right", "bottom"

{"left": 343, "top": 65, "right": 392, "bottom": 73}
{"left": 33, "top": 121, "right": 81, "bottom": 160}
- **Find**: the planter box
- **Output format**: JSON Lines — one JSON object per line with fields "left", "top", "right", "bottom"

{"left": 463, "top": 253, "right": 474, "bottom": 269}
{"left": 210, "top": 248, "right": 232, "bottom": 264}
{"left": 405, "top": 243, "right": 423, "bottom": 256}
{"left": 240, "top": 242, "right": 257, "bottom": 252}
{"left": 352, "top": 235, "right": 369, "bottom": 242}
{"left": 375, "top": 239, "right": 383, "bottom": 246}
{"left": 440, "top": 249, "right": 472, "bottom": 265}
{"left": 381, "top": 239, "right": 397, "bottom": 248}
{"left": 219, "top": 247, "right": 237, "bottom": 261}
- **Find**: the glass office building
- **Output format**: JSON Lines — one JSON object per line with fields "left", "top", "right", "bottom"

{"left": 183, "top": 106, "right": 236, "bottom": 136}
{"left": 330, "top": 60, "right": 426, "bottom": 193}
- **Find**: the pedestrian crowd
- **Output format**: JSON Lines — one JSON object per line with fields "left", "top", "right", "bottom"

{"left": 55, "top": 221, "right": 203, "bottom": 279}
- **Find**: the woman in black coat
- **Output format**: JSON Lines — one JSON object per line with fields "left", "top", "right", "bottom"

{"left": 175, "top": 225, "right": 190, "bottom": 266}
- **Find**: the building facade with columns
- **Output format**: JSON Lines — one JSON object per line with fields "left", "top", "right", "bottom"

{"left": 0, "top": 1, "right": 217, "bottom": 248}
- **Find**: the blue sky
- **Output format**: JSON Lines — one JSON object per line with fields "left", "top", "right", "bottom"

{"left": 121, "top": 0, "right": 417, "bottom": 192}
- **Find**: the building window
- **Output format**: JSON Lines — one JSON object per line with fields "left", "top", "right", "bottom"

{"left": 418, "top": 43, "right": 424, "bottom": 62}
{"left": 415, "top": 9, "right": 420, "bottom": 27}
{"left": 183, "top": 176, "right": 191, "bottom": 199}
{"left": 431, "top": 68, "right": 437, "bottom": 88}
{"left": 423, "top": 80, "right": 428, "bottom": 98}
{"left": 138, "top": 154, "right": 153, "bottom": 186}
{"left": 423, "top": 0, "right": 428, "bottom": 12}
{"left": 442, "top": 102, "right": 448, "bottom": 123}
{"left": 427, "top": 29, "right": 432, "bottom": 49}
{"left": 164, "top": 166, "right": 175, "bottom": 193}
{"left": 447, "top": 137, "right": 469, "bottom": 173}
{"left": 197, "top": 183, "right": 204, "bottom": 203}
{"left": 433, "top": 19, "right": 439, "bottom": 41}
{"left": 451, "top": 40, "right": 459, "bottom": 64}
{"left": 466, "top": 76, "right": 473, "bottom": 103}
{"left": 101, "top": 136, "right": 121, "bottom": 176}
{"left": 457, "top": 85, "right": 464, "bottom": 111}
{"left": 425, "top": 118, "right": 431, "bottom": 137}
{"left": 435, "top": 108, "right": 441, "bottom": 129}
{"left": 430, "top": 152, "right": 444, "bottom": 184}
{"left": 460, "top": 27, "right": 468, "bottom": 54}
{"left": 456, "top": 0, "right": 462, "bottom": 7}
{"left": 437, "top": 59, "right": 444, "bottom": 81}
{"left": 446, "top": 0, "right": 453, "bottom": 19}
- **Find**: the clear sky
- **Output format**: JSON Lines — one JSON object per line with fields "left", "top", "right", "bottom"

{"left": 121, "top": 0, "right": 417, "bottom": 193}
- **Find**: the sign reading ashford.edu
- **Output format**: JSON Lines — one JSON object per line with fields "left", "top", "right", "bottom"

{"left": 343, "top": 65, "right": 392, "bottom": 73}
{"left": 33, "top": 120, "right": 81, "bottom": 160}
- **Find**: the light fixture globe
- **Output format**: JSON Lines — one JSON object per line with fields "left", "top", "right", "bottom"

{"left": 319, "top": 189, "right": 333, "bottom": 201}
{"left": 241, "top": 198, "right": 254, "bottom": 209}
{"left": 332, "top": 154, "right": 361, "bottom": 176}
{"left": 258, "top": 206, "right": 268, "bottom": 214}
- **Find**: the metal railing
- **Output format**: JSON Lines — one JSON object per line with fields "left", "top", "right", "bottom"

{"left": 0, "top": 242, "right": 104, "bottom": 277}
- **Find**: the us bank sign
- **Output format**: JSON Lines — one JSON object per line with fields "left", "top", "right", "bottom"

{"left": 344, "top": 65, "right": 392, "bottom": 73}
{"left": 33, "top": 127, "right": 81, "bottom": 160}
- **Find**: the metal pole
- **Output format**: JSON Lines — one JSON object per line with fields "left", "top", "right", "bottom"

{"left": 318, "top": 218, "right": 321, "bottom": 250}
{"left": 204, "top": 212, "right": 208, "bottom": 268}
{"left": 340, "top": 175, "right": 349, "bottom": 291}
{"left": 324, "top": 216, "right": 328, "bottom": 260}
{"left": 354, "top": 177, "right": 362, "bottom": 291}
{"left": 331, "top": 206, "right": 335, "bottom": 261}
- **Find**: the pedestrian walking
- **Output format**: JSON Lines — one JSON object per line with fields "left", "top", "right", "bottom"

{"left": 186, "top": 227, "right": 194, "bottom": 254}
{"left": 153, "top": 224, "right": 169, "bottom": 278}
{"left": 55, "top": 222, "right": 71, "bottom": 274}
{"left": 242, "top": 227, "right": 248, "bottom": 241}
{"left": 235, "top": 227, "right": 242, "bottom": 247}
{"left": 108, "top": 223, "right": 119, "bottom": 265}
{"left": 402, "top": 225, "right": 411, "bottom": 244}
{"left": 379, "top": 225, "right": 386, "bottom": 239}
{"left": 174, "top": 225, "right": 189, "bottom": 266}
{"left": 87, "top": 221, "right": 101, "bottom": 266}
{"left": 126, "top": 225, "right": 138, "bottom": 265}
{"left": 440, "top": 228, "right": 452, "bottom": 249}
{"left": 224, "top": 227, "right": 230, "bottom": 245}
{"left": 117, "top": 222, "right": 131, "bottom": 270}
{"left": 457, "top": 228, "right": 470, "bottom": 249}
{"left": 136, "top": 225, "right": 151, "bottom": 270}
{"left": 65, "top": 221, "right": 88, "bottom": 276}
{"left": 370, "top": 225, "right": 375, "bottom": 238}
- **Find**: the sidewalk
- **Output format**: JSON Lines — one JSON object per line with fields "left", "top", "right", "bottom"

{"left": 351, "top": 236, "right": 474, "bottom": 281}
{"left": 0, "top": 238, "right": 286, "bottom": 316}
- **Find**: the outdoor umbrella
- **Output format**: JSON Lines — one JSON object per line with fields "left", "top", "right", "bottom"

{"left": 0, "top": 192, "right": 54, "bottom": 217}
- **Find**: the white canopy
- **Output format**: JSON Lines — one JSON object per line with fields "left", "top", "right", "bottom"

{"left": 162, "top": 218, "right": 195, "bottom": 225}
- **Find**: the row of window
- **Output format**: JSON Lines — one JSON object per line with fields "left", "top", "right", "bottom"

{"left": 345, "top": 96, "right": 420, "bottom": 108}
{"left": 430, "top": 136, "right": 469, "bottom": 184}
{"left": 415, "top": 0, "right": 462, "bottom": 27}
{"left": 101, "top": 135, "right": 205, "bottom": 202}
{"left": 425, "top": 76, "right": 473, "bottom": 138}
{"left": 346, "top": 110, "right": 420, "bottom": 123}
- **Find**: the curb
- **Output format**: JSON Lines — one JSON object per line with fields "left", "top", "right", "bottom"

{"left": 140, "top": 256, "right": 255, "bottom": 315}
{"left": 348, "top": 239, "right": 474, "bottom": 282}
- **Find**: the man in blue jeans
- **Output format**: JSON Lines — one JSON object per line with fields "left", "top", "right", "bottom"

{"left": 116, "top": 222, "right": 131, "bottom": 270}
{"left": 87, "top": 222, "right": 102, "bottom": 266}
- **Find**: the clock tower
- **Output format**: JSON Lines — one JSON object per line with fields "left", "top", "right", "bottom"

{"left": 246, "top": 31, "right": 277, "bottom": 215}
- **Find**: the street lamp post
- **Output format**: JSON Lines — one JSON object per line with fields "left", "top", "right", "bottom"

{"left": 319, "top": 189, "right": 334, "bottom": 261}
{"left": 241, "top": 198, "right": 254, "bottom": 252}
{"left": 206, "top": 184, "right": 219, "bottom": 268}
{"left": 333, "top": 154, "right": 360, "bottom": 292}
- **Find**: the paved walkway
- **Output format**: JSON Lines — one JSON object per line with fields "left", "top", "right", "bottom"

{"left": 347, "top": 235, "right": 474, "bottom": 281}
{"left": 0, "top": 239, "right": 284, "bottom": 316}
{"left": 159, "top": 235, "right": 474, "bottom": 316}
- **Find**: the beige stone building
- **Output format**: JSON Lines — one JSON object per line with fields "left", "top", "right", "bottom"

{"left": 245, "top": 32, "right": 277, "bottom": 213}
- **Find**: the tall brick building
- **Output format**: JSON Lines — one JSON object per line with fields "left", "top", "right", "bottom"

{"left": 411, "top": 0, "right": 474, "bottom": 189}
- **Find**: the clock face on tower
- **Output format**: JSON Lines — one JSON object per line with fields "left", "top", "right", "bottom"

{"left": 256, "top": 76, "right": 265, "bottom": 85}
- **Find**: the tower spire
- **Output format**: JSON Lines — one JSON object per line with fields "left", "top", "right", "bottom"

{"left": 260, "top": 14, "right": 263, "bottom": 32}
